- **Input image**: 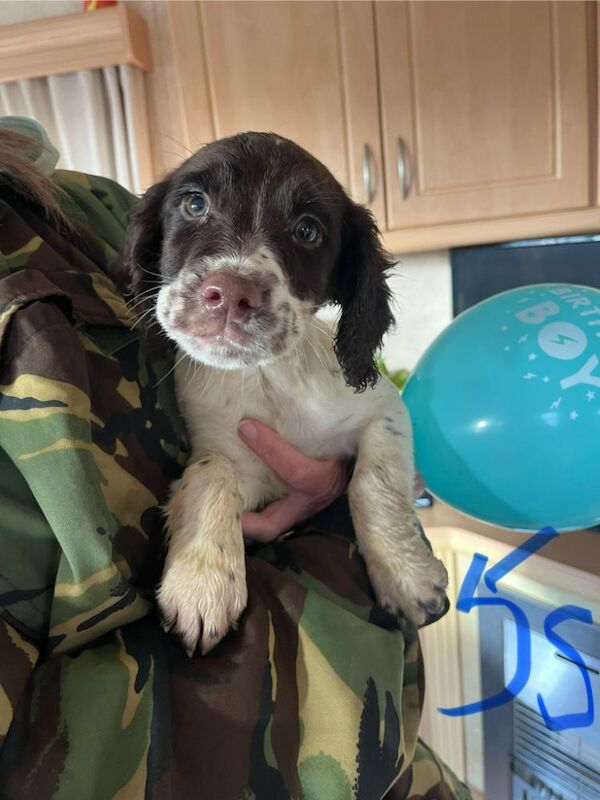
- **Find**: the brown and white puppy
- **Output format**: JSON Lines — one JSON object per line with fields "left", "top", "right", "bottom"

{"left": 120, "top": 132, "right": 448, "bottom": 655}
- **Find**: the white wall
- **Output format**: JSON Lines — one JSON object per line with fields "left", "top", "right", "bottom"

{"left": 383, "top": 249, "right": 453, "bottom": 371}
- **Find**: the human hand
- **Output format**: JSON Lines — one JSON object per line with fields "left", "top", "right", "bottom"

{"left": 237, "top": 419, "right": 348, "bottom": 542}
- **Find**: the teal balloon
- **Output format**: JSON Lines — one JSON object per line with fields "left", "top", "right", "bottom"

{"left": 403, "top": 283, "right": 600, "bottom": 532}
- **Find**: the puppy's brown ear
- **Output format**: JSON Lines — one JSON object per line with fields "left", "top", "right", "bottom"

{"left": 332, "top": 202, "right": 394, "bottom": 392}
{"left": 115, "top": 179, "right": 168, "bottom": 298}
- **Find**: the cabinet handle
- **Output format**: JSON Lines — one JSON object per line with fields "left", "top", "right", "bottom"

{"left": 397, "top": 136, "right": 411, "bottom": 200}
{"left": 362, "top": 143, "right": 377, "bottom": 204}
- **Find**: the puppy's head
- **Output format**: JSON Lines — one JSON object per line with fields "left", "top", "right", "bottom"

{"left": 121, "top": 132, "right": 393, "bottom": 390}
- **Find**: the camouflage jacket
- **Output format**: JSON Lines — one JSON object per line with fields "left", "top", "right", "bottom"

{"left": 0, "top": 171, "right": 471, "bottom": 800}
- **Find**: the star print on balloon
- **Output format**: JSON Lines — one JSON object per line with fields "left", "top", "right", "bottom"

{"left": 510, "top": 288, "right": 599, "bottom": 423}
{"left": 403, "top": 283, "right": 600, "bottom": 531}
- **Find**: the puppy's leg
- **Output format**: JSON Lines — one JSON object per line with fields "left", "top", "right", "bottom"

{"left": 158, "top": 454, "right": 247, "bottom": 655}
{"left": 348, "top": 413, "right": 448, "bottom": 626}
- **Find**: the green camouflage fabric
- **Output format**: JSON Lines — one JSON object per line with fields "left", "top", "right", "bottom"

{"left": 0, "top": 169, "right": 472, "bottom": 800}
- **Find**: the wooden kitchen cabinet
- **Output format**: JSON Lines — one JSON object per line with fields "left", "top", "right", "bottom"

{"left": 198, "top": 0, "right": 385, "bottom": 221}
{"left": 140, "top": 0, "right": 600, "bottom": 252}
{"left": 375, "top": 1, "right": 592, "bottom": 234}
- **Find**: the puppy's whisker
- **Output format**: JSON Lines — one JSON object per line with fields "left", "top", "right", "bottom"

{"left": 131, "top": 305, "right": 157, "bottom": 325}
{"left": 184, "top": 355, "right": 193, "bottom": 384}
{"left": 132, "top": 306, "right": 158, "bottom": 329}
{"left": 301, "top": 345, "right": 310, "bottom": 378}
{"left": 126, "top": 295, "right": 159, "bottom": 313}
{"left": 182, "top": 356, "right": 197, "bottom": 397}
{"left": 154, "top": 352, "right": 187, "bottom": 389}
{"left": 131, "top": 283, "right": 162, "bottom": 297}
{"left": 126, "top": 282, "right": 162, "bottom": 299}
{"left": 142, "top": 318, "right": 161, "bottom": 330}
{"left": 305, "top": 337, "right": 328, "bottom": 373}
{"left": 142, "top": 322, "right": 162, "bottom": 338}
{"left": 126, "top": 295, "right": 159, "bottom": 314}
{"left": 128, "top": 303, "right": 158, "bottom": 319}
{"left": 136, "top": 264, "right": 164, "bottom": 280}
{"left": 125, "top": 289, "right": 160, "bottom": 309}
{"left": 189, "top": 360, "right": 200, "bottom": 397}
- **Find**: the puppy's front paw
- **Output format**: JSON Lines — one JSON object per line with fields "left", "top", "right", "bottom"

{"left": 158, "top": 547, "right": 247, "bottom": 656}
{"left": 366, "top": 537, "right": 449, "bottom": 628}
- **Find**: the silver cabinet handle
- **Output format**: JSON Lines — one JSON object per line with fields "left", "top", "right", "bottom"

{"left": 397, "top": 136, "right": 411, "bottom": 200}
{"left": 362, "top": 143, "right": 377, "bottom": 204}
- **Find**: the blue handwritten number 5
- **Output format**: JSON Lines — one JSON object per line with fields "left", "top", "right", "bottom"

{"left": 438, "top": 552, "right": 533, "bottom": 716}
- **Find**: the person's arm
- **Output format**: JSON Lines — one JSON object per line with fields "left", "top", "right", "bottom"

{"left": 237, "top": 419, "right": 348, "bottom": 541}
{"left": 238, "top": 419, "right": 427, "bottom": 543}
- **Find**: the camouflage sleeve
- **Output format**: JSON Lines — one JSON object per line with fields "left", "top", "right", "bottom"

{"left": 0, "top": 175, "right": 471, "bottom": 800}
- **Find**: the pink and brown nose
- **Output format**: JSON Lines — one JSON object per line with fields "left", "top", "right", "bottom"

{"left": 199, "top": 273, "right": 262, "bottom": 323}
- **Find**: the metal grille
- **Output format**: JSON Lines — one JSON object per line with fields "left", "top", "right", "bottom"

{"left": 513, "top": 699, "right": 600, "bottom": 800}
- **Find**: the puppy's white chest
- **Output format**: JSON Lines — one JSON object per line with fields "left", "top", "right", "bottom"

{"left": 264, "top": 384, "right": 361, "bottom": 460}
{"left": 176, "top": 359, "right": 370, "bottom": 511}
{"left": 183, "top": 365, "right": 360, "bottom": 459}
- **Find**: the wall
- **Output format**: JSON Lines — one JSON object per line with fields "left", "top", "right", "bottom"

{"left": 383, "top": 249, "right": 453, "bottom": 371}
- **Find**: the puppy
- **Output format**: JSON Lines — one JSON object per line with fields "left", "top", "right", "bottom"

{"left": 120, "top": 132, "right": 448, "bottom": 655}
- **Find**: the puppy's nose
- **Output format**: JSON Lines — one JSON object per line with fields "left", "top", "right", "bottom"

{"left": 200, "top": 273, "right": 262, "bottom": 323}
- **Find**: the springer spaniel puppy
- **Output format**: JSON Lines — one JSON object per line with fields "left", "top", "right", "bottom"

{"left": 120, "top": 132, "right": 448, "bottom": 655}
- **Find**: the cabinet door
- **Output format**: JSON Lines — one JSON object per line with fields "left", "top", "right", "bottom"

{"left": 376, "top": 1, "right": 591, "bottom": 231}
{"left": 198, "top": 1, "right": 385, "bottom": 220}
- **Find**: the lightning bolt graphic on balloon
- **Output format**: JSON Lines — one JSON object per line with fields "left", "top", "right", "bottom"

{"left": 550, "top": 333, "right": 578, "bottom": 346}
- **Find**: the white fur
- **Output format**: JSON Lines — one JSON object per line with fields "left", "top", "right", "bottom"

{"left": 160, "top": 318, "right": 448, "bottom": 654}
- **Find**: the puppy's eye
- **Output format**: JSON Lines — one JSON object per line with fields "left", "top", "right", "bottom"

{"left": 294, "top": 217, "right": 321, "bottom": 246}
{"left": 182, "top": 193, "right": 208, "bottom": 218}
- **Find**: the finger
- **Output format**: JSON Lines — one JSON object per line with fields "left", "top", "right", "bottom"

{"left": 241, "top": 494, "right": 312, "bottom": 542}
{"left": 238, "top": 419, "right": 332, "bottom": 491}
